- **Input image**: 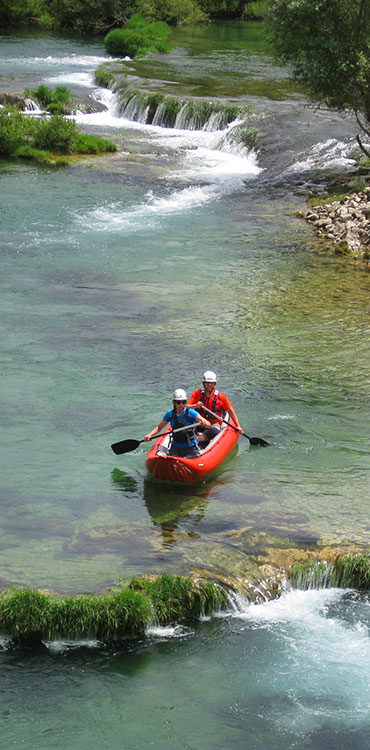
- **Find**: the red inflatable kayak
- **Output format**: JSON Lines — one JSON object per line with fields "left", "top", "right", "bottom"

{"left": 145, "top": 414, "right": 239, "bottom": 483}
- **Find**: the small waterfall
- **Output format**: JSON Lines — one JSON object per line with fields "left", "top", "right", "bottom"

{"left": 119, "top": 91, "right": 150, "bottom": 123}
{"left": 291, "top": 553, "right": 370, "bottom": 591}
{"left": 114, "top": 81, "right": 245, "bottom": 132}
{"left": 24, "top": 98, "right": 42, "bottom": 114}
{"left": 291, "top": 560, "right": 335, "bottom": 590}
{"left": 151, "top": 97, "right": 182, "bottom": 127}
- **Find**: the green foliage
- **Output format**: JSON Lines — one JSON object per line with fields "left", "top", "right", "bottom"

{"left": 0, "top": 109, "right": 117, "bottom": 161}
{"left": 267, "top": 0, "right": 370, "bottom": 155}
{"left": 104, "top": 13, "right": 172, "bottom": 58}
{"left": 155, "top": 96, "right": 182, "bottom": 126}
{"left": 197, "top": 0, "right": 246, "bottom": 18}
{"left": 291, "top": 560, "right": 333, "bottom": 590}
{"left": 291, "top": 551, "right": 370, "bottom": 591}
{"left": 0, "top": 0, "right": 262, "bottom": 31}
{"left": 131, "top": 573, "right": 227, "bottom": 623}
{"left": 0, "top": 575, "right": 227, "bottom": 644}
{"left": 32, "top": 115, "right": 79, "bottom": 153}
{"left": 42, "top": 0, "right": 137, "bottom": 34}
{"left": 0, "top": 588, "right": 54, "bottom": 639}
{"left": 74, "top": 133, "right": 117, "bottom": 153}
{"left": 0, "top": 107, "right": 34, "bottom": 156}
{"left": 135, "top": 0, "right": 206, "bottom": 26}
{"left": 94, "top": 66, "right": 115, "bottom": 89}
{"left": 226, "top": 124, "right": 262, "bottom": 149}
{"left": 0, "top": 0, "right": 53, "bottom": 29}
{"left": 25, "top": 84, "right": 72, "bottom": 114}
{"left": 244, "top": 1, "right": 266, "bottom": 19}
{"left": 15, "top": 144, "right": 68, "bottom": 164}
{"left": 334, "top": 552, "right": 370, "bottom": 590}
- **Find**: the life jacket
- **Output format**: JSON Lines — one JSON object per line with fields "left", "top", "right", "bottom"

{"left": 171, "top": 407, "right": 196, "bottom": 446}
{"left": 198, "top": 389, "right": 225, "bottom": 422}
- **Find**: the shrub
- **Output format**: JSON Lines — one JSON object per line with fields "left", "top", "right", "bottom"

{"left": 32, "top": 115, "right": 79, "bottom": 153}
{"left": 104, "top": 13, "right": 172, "bottom": 59}
{"left": 0, "top": 109, "right": 117, "bottom": 161}
{"left": 105, "top": 28, "right": 150, "bottom": 57}
{"left": 25, "top": 84, "right": 72, "bottom": 114}
{"left": 0, "top": 107, "right": 35, "bottom": 155}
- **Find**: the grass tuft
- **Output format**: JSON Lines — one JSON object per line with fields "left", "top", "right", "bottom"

{"left": 0, "top": 575, "right": 227, "bottom": 645}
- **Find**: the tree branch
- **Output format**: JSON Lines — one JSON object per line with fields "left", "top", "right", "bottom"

{"left": 356, "top": 133, "right": 370, "bottom": 158}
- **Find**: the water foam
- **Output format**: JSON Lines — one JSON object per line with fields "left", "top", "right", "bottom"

{"left": 45, "top": 71, "right": 95, "bottom": 88}
{"left": 227, "top": 588, "right": 370, "bottom": 734}
{"left": 76, "top": 185, "right": 218, "bottom": 233}
{"left": 74, "top": 92, "right": 261, "bottom": 232}
{"left": 146, "top": 624, "right": 193, "bottom": 638}
{"left": 286, "top": 138, "right": 356, "bottom": 173}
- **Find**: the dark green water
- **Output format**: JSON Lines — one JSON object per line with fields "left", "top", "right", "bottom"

{"left": 0, "top": 23, "right": 369, "bottom": 748}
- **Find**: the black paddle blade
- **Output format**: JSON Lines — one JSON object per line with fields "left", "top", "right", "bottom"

{"left": 249, "top": 436, "right": 270, "bottom": 447}
{"left": 111, "top": 438, "right": 141, "bottom": 455}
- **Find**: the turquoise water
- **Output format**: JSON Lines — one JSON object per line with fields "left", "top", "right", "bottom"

{"left": 0, "top": 25, "right": 370, "bottom": 748}
{"left": 1, "top": 589, "right": 369, "bottom": 749}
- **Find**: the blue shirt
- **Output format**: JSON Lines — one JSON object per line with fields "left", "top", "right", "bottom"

{"left": 163, "top": 407, "right": 199, "bottom": 447}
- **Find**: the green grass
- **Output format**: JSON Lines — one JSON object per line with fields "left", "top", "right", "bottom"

{"left": 74, "top": 134, "right": 117, "bottom": 154}
{"left": 94, "top": 66, "right": 115, "bottom": 89}
{"left": 130, "top": 573, "right": 228, "bottom": 624}
{"left": 291, "top": 551, "right": 370, "bottom": 591}
{"left": 0, "top": 575, "right": 227, "bottom": 645}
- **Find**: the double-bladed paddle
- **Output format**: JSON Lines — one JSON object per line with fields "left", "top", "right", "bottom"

{"left": 111, "top": 423, "right": 199, "bottom": 455}
{"left": 201, "top": 406, "right": 270, "bottom": 447}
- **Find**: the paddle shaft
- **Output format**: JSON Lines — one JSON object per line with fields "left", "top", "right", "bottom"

{"left": 199, "top": 406, "right": 270, "bottom": 447}
{"left": 111, "top": 423, "right": 200, "bottom": 455}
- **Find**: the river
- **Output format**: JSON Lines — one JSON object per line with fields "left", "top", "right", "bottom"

{"left": 0, "top": 23, "right": 369, "bottom": 749}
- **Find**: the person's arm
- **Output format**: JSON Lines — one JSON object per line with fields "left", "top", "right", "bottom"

{"left": 226, "top": 403, "right": 243, "bottom": 433}
{"left": 144, "top": 419, "right": 168, "bottom": 441}
{"left": 187, "top": 390, "right": 203, "bottom": 411}
{"left": 195, "top": 414, "right": 211, "bottom": 428}
{"left": 221, "top": 395, "right": 243, "bottom": 433}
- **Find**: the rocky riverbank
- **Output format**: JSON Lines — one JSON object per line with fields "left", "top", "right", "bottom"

{"left": 304, "top": 185, "right": 370, "bottom": 263}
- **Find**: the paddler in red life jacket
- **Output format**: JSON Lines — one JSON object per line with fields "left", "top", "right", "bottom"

{"left": 187, "top": 371, "right": 243, "bottom": 445}
{"left": 144, "top": 388, "right": 211, "bottom": 457}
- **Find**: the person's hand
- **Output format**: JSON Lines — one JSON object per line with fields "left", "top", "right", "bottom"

{"left": 192, "top": 401, "right": 203, "bottom": 410}
{"left": 236, "top": 426, "right": 244, "bottom": 434}
{"left": 144, "top": 434, "right": 152, "bottom": 442}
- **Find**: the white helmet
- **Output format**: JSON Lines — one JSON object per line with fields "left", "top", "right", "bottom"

{"left": 173, "top": 388, "right": 187, "bottom": 401}
{"left": 203, "top": 370, "right": 217, "bottom": 382}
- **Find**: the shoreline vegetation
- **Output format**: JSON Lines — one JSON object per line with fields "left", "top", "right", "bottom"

{"left": 0, "top": 102, "right": 117, "bottom": 164}
{"left": 0, "top": 1, "right": 265, "bottom": 35}
{"left": 0, "top": 552, "right": 368, "bottom": 647}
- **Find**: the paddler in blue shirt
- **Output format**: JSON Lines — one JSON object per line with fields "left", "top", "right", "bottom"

{"left": 144, "top": 388, "right": 210, "bottom": 457}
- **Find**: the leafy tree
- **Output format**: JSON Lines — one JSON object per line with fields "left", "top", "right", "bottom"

{"left": 197, "top": 0, "right": 246, "bottom": 18}
{"left": 47, "top": 0, "right": 137, "bottom": 33}
{"left": 135, "top": 0, "right": 206, "bottom": 25}
{"left": 266, "top": 0, "right": 370, "bottom": 157}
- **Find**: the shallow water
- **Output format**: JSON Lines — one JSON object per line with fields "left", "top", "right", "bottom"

{"left": 1, "top": 22, "right": 370, "bottom": 749}
{"left": 1, "top": 26, "right": 369, "bottom": 592}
